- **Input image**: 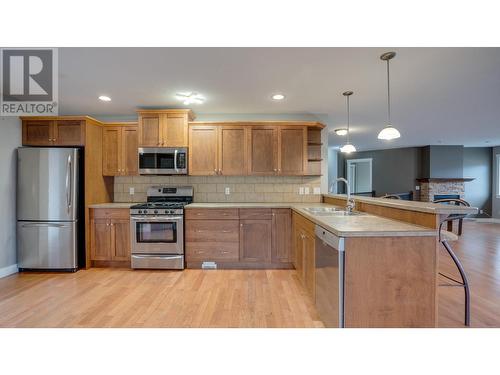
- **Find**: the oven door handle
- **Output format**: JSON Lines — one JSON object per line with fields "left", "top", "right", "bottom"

{"left": 131, "top": 216, "right": 183, "bottom": 222}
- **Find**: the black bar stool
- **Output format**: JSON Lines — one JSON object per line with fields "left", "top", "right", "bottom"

{"left": 438, "top": 214, "right": 470, "bottom": 326}
{"left": 433, "top": 198, "right": 471, "bottom": 235}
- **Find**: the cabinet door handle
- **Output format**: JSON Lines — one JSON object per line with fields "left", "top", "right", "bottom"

{"left": 220, "top": 251, "right": 229, "bottom": 254}
{"left": 219, "top": 169, "right": 222, "bottom": 174}
{"left": 240, "top": 223, "right": 243, "bottom": 227}
{"left": 195, "top": 250, "right": 205, "bottom": 254}
{"left": 220, "top": 230, "right": 231, "bottom": 233}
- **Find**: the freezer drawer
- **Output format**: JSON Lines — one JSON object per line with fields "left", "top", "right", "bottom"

{"left": 17, "top": 221, "right": 77, "bottom": 270}
{"left": 131, "top": 254, "right": 184, "bottom": 269}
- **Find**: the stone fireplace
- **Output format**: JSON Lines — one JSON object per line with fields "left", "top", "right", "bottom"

{"left": 417, "top": 178, "right": 474, "bottom": 202}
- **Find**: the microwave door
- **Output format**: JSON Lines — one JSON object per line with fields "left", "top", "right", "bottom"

{"left": 139, "top": 151, "right": 157, "bottom": 174}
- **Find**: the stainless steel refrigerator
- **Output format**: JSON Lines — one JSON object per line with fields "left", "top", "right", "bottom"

{"left": 17, "top": 147, "right": 81, "bottom": 271}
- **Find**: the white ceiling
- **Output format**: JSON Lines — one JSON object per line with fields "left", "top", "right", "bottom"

{"left": 58, "top": 47, "right": 500, "bottom": 150}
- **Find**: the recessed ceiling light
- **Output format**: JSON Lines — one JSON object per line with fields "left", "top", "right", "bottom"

{"left": 175, "top": 92, "right": 205, "bottom": 105}
{"left": 334, "top": 128, "right": 348, "bottom": 136}
{"left": 98, "top": 95, "right": 111, "bottom": 102}
{"left": 271, "top": 93, "right": 285, "bottom": 101}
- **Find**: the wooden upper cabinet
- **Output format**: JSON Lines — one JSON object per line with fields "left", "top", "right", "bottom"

{"left": 53, "top": 120, "right": 84, "bottom": 145}
{"left": 163, "top": 113, "right": 188, "bottom": 147}
{"left": 102, "top": 123, "right": 138, "bottom": 176}
{"left": 138, "top": 110, "right": 194, "bottom": 147}
{"left": 122, "top": 126, "right": 139, "bottom": 175}
{"left": 189, "top": 125, "right": 218, "bottom": 175}
{"left": 219, "top": 126, "right": 248, "bottom": 175}
{"left": 22, "top": 119, "right": 84, "bottom": 146}
{"left": 278, "top": 127, "right": 307, "bottom": 175}
{"left": 102, "top": 127, "right": 122, "bottom": 176}
{"left": 138, "top": 115, "right": 161, "bottom": 147}
{"left": 22, "top": 120, "right": 53, "bottom": 145}
{"left": 248, "top": 126, "right": 278, "bottom": 175}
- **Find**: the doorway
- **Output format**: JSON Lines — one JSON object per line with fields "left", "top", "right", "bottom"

{"left": 346, "top": 158, "right": 372, "bottom": 194}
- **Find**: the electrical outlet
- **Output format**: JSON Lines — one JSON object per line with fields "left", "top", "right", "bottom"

{"left": 299, "top": 187, "right": 304, "bottom": 195}
{"left": 225, "top": 187, "right": 231, "bottom": 195}
{"left": 480, "top": 209, "right": 484, "bottom": 214}
{"left": 129, "top": 187, "right": 135, "bottom": 195}
{"left": 415, "top": 186, "right": 420, "bottom": 191}
{"left": 304, "top": 187, "right": 310, "bottom": 195}
{"left": 313, "top": 187, "right": 321, "bottom": 195}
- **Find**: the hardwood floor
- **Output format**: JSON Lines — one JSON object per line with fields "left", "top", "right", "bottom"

{"left": 438, "top": 221, "right": 500, "bottom": 327}
{"left": 0, "top": 221, "right": 498, "bottom": 328}
{"left": 0, "top": 268, "right": 322, "bottom": 328}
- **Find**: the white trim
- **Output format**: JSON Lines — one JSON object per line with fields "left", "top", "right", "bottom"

{"left": 0, "top": 264, "right": 18, "bottom": 278}
{"left": 496, "top": 154, "right": 500, "bottom": 198}
{"left": 346, "top": 158, "right": 372, "bottom": 193}
{"left": 465, "top": 218, "right": 500, "bottom": 224}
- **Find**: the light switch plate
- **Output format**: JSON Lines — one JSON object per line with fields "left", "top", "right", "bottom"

{"left": 299, "top": 187, "right": 304, "bottom": 195}
{"left": 225, "top": 187, "right": 231, "bottom": 195}
{"left": 313, "top": 187, "right": 321, "bottom": 195}
{"left": 129, "top": 187, "right": 135, "bottom": 195}
{"left": 304, "top": 187, "right": 310, "bottom": 195}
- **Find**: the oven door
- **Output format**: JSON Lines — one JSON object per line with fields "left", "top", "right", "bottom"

{"left": 131, "top": 215, "right": 184, "bottom": 254}
{"left": 138, "top": 147, "right": 187, "bottom": 175}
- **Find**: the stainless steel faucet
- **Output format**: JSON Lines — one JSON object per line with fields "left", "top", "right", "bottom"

{"left": 335, "top": 177, "right": 355, "bottom": 213}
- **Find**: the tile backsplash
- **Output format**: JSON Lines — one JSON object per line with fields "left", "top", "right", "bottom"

{"left": 114, "top": 176, "right": 322, "bottom": 203}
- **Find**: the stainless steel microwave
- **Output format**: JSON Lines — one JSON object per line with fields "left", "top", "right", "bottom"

{"left": 138, "top": 147, "right": 187, "bottom": 175}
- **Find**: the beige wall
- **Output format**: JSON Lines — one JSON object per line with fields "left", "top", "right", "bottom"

{"left": 114, "top": 175, "right": 322, "bottom": 203}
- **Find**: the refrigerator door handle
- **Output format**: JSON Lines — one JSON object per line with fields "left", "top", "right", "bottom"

{"left": 21, "top": 223, "right": 68, "bottom": 228}
{"left": 66, "top": 155, "right": 72, "bottom": 215}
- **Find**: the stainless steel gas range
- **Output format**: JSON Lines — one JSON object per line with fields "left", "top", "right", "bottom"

{"left": 130, "top": 186, "right": 193, "bottom": 269}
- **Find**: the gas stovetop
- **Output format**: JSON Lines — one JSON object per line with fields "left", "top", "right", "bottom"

{"left": 130, "top": 185, "right": 193, "bottom": 216}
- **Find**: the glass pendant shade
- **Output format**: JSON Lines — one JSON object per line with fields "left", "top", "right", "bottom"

{"left": 377, "top": 124, "right": 401, "bottom": 140}
{"left": 340, "top": 143, "right": 357, "bottom": 153}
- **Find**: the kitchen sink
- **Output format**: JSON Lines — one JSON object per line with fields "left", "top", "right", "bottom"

{"left": 303, "top": 207, "right": 364, "bottom": 216}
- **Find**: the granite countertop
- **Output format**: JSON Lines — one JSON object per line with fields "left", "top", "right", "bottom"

{"left": 323, "top": 193, "right": 478, "bottom": 215}
{"left": 186, "top": 202, "right": 437, "bottom": 238}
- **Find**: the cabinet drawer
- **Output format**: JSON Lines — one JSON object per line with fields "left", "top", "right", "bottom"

{"left": 91, "top": 208, "right": 130, "bottom": 220}
{"left": 185, "top": 208, "right": 239, "bottom": 220}
{"left": 239, "top": 208, "right": 272, "bottom": 220}
{"left": 185, "top": 220, "right": 239, "bottom": 242}
{"left": 186, "top": 242, "right": 239, "bottom": 261}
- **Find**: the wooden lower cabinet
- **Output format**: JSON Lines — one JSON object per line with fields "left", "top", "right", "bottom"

{"left": 239, "top": 219, "right": 272, "bottom": 263}
{"left": 90, "top": 208, "right": 130, "bottom": 265}
{"left": 185, "top": 208, "right": 292, "bottom": 268}
{"left": 292, "top": 212, "right": 316, "bottom": 300}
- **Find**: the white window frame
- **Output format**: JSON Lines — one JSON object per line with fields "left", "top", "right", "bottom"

{"left": 497, "top": 154, "right": 500, "bottom": 198}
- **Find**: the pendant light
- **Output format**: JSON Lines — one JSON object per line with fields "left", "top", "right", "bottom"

{"left": 340, "top": 91, "right": 357, "bottom": 153}
{"left": 378, "top": 51, "right": 401, "bottom": 140}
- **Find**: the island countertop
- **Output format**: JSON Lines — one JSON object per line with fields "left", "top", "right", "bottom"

{"left": 323, "top": 193, "right": 478, "bottom": 215}
{"left": 186, "top": 202, "right": 437, "bottom": 238}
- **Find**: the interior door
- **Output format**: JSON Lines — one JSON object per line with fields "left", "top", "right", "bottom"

{"left": 102, "top": 126, "right": 122, "bottom": 176}
{"left": 188, "top": 125, "right": 218, "bottom": 175}
{"left": 22, "top": 120, "right": 53, "bottom": 145}
{"left": 248, "top": 126, "right": 278, "bottom": 175}
{"left": 239, "top": 219, "right": 272, "bottom": 262}
{"left": 122, "top": 126, "right": 139, "bottom": 175}
{"left": 219, "top": 126, "right": 247, "bottom": 175}
{"left": 139, "top": 115, "right": 161, "bottom": 146}
{"left": 279, "top": 127, "right": 307, "bottom": 175}
{"left": 53, "top": 120, "right": 83, "bottom": 145}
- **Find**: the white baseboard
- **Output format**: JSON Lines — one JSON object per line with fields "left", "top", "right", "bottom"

{"left": 0, "top": 264, "right": 18, "bottom": 278}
